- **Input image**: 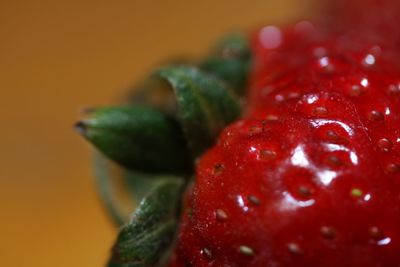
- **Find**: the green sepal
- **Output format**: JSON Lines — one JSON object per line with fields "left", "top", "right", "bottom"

{"left": 156, "top": 66, "right": 242, "bottom": 157}
{"left": 93, "top": 152, "right": 175, "bottom": 226}
{"left": 126, "top": 78, "right": 179, "bottom": 117}
{"left": 207, "top": 33, "right": 250, "bottom": 59}
{"left": 76, "top": 105, "right": 192, "bottom": 174}
{"left": 200, "top": 33, "right": 251, "bottom": 95}
{"left": 108, "top": 178, "right": 185, "bottom": 267}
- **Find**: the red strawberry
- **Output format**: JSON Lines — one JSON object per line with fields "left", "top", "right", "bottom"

{"left": 168, "top": 21, "right": 400, "bottom": 267}
{"left": 76, "top": 1, "right": 400, "bottom": 266}
{"left": 322, "top": 0, "right": 400, "bottom": 49}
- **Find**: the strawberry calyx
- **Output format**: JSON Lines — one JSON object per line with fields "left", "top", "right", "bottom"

{"left": 78, "top": 1, "right": 400, "bottom": 263}
{"left": 77, "top": 33, "right": 250, "bottom": 173}
{"left": 108, "top": 178, "right": 185, "bottom": 267}
{"left": 76, "top": 33, "right": 251, "bottom": 266}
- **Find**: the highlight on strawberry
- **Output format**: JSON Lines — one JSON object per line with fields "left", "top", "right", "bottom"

{"left": 76, "top": 1, "right": 400, "bottom": 266}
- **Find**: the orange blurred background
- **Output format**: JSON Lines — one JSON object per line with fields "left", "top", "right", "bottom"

{"left": 0, "top": 1, "right": 312, "bottom": 266}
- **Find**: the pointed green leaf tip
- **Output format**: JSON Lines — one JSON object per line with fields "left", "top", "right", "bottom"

{"left": 76, "top": 105, "right": 192, "bottom": 174}
{"left": 200, "top": 32, "right": 251, "bottom": 95}
{"left": 108, "top": 178, "right": 184, "bottom": 267}
{"left": 156, "top": 66, "right": 242, "bottom": 157}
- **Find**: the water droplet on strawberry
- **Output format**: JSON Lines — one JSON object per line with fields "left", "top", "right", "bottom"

{"left": 360, "top": 77, "right": 369, "bottom": 87}
{"left": 362, "top": 54, "right": 376, "bottom": 66}
{"left": 318, "top": 56, "right": 335, "bottom": 73}
{"left": 377, "top": 237, "right": 392, "bottom": 246}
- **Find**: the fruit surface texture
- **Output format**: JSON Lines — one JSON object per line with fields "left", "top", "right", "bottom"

{"left": 170, "top": 22, "right": 400, "bottom": 267}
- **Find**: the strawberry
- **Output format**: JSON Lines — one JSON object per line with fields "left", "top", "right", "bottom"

{"left": 168, "top": 22, "right": 400, "bottom": 266}
{"left": 322, "top": 0, "right": 400, "bottom": 49}
{"left": 76, "top": 1, "right": 400, "bottom": 267}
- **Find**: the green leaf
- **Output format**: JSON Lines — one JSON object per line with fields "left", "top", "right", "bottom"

{"left": 126, "top": 77, "right": 179, "bottom": 117}
{"left": 201, "top": 32, "right": 251, "bottom": 95}
{"left": 208, "top": 33, "right": 250, "bottom": 59}
{"left": 76, "top": 105, "right": 192, "bottom": 174}
{"left": 156, "top": 66, "right": 241, "bottom": 157}
{"left": 108, "top": 178, "right": 185, "bottom": 267}
{"left": 201, "top": 58, "right": 250, "bottom": 95}
{"left": 93, "top": 152, "right": 171, "bottom": 226}
{"left": 124, "top": 57, "right": 193, "bottom": 116}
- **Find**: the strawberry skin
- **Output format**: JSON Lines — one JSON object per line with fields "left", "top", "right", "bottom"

{"left": 323, "top": 0, "right": 400, "bottom": 49}
{"left": 169, "top": 22, "right": 400, "bottom": 266}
